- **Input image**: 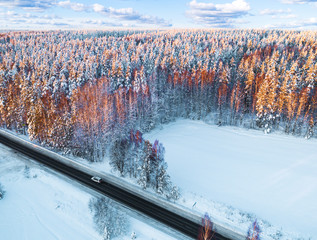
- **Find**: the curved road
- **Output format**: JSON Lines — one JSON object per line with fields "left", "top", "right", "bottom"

{"left": 0, "top": 133, "right": 231, "bottom": 240}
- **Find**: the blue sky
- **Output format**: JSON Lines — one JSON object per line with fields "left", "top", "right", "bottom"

{"left": 0, "top": 0, "right": 317, "bottom": 30}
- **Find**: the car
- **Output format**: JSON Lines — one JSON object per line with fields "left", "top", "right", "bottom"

{"left": 91, "top": 176, "right": 102, "bottom": 183}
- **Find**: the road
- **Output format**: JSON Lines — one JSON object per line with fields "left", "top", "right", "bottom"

{"left": 0, "top": 133, "right": 232, "bottom": 240}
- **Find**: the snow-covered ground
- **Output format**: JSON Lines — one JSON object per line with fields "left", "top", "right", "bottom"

{"left": 0, "top": 144, "right": 181, "bottom": 240}
{"left": 145, "top": 119, "right": 317, "bottom": 240}
{"left": 3, "top": 119, "right": 316, "bottom": 240}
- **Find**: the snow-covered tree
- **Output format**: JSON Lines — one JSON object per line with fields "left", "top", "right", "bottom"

{"left": 131, "top": 231, "right": 137, "bottom": 240}
{"left": 137, "top": 140, "right": 152, "bottom": 189}
{"left": 0, "top": 182, "right": 5, "bottom": 200}
{"left": 1, "top": 30, "right": 317, "bottom": 189}
{"left": 89, "top": 197, "right": 129, "bottom": 239}
{"left": 168, "top": 185, "right": 180, "bottom": 201}
{"left": 24, "top": 165, "right": 30, "bottom": 179}
{"left": 247, "top": 220, "right": 261, "bottom": 240}
{"left": 109, "top": 139, "right": 129, "bottom": 176}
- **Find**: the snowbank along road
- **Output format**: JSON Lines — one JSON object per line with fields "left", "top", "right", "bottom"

{"left": 0, "top": 129, "right": 245, "bottom": 240}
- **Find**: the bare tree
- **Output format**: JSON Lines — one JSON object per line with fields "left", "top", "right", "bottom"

{"left": 198, "top": 213, "right": 214, "bottom": 240}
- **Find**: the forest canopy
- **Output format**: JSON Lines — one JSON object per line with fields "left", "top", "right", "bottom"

{"left": 0, "top": 30, "right": 316, "bottom": 161}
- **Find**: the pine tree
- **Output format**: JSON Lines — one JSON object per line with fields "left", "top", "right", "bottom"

{"left": 256, "top": 55, "right": 279, "bottom": 133}
{"left": 286, "top": 61, "right": 299, "bottom": 134}
{"left": 305, "top": 117, "right": 314, "bottom": 139}
{"left": 217, "top": 63, "right": 229, "bottom": 126}
{"left": 245, "top": 62, "right": 255, "bottom": 114}
{"left": 156, "top": 162, "right": 170, "bottom": 195}
{"left": 167, "top": 185, "right": 180, "bottom": 201}
{"left": 131, "top": 231, "right": 137, "bottom": 240}
{"left": 102, "top": 227, "right": 110, "bottom": 240}
{"left": 137, "top": 140, "right": 152, "bottom": 189}
{"left": 0, "top": 182, "right": 5, "bottom": 200}
{"left": 110, "top": 140, "right": 129, "bottom": 176}
{"left": 89, "top": 197, "right": 128, "bottom": 239}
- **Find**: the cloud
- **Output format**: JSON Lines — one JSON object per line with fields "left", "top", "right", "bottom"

{"left": 281, "top": 0, "right": 317, "bottom": 4}
{"left": 265, "top": 17, "right": 317, "bottom": 29}
{"left": 272, "top": 14, "right": 297, "bottom": 19}
{"left": 0, "top": 0, "right": 88, "bottom": 12}
{"left": 188, "top": 0, "right": 250, "bottom": 13}
{"left": 0, "top": 0, "right": 172, "bottom": 27}
{"left": 92, "top": 3, "right": 172, "bottom": 27}
{"left": 92, "top": 3, "right": 106, "bottom": 13}
{"left": 0, "top": 10, "right": 61, "bottom": 20}
{"left": 260, "top": 8, "right": 292, "bottom": 15}
{"left": 0, "top": 0, "right": 56, "bottom": 12}
{"left": 0, "top": 19, "right": 71, "bottom": 30}
{"left": 52, "top": 22, "right": 69, "bottom": 26}
{"left": 0, "top": 10, "right": 68, "bottom": 29}
{"left": 57, "top": 0, "right": 86, "bottom": 12}
{"left": 81, "top": 19, "right": 123, "bottom": 27}
{"left": 260, "top": 8, "right": 297, "bottom": 19}
{"left": 187, "top": 0, "right": 251, "bottom": 27}
{"left": 23, "top": 19, "right": 71, "bottom": 27}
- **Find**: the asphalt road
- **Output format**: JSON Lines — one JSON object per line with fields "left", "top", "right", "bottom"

{"left": 0, "top": 133, "right": 232, "bottom": 240}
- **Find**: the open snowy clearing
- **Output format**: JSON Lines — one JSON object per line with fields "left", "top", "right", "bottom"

{"left": 0, "top": 144, "right": 179, "bottom": 240}
{"left": 145, "top": 119, "right": 317, "bottom": 240}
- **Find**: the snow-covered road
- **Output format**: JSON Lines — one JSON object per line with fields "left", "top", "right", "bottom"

{"left": 0, "top": 144, "right": 180, "bottom": 240}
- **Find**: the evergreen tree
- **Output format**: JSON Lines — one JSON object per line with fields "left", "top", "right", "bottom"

{"left": 110, "top": 139, "right": 129, "bottom": 176}
{"left": 89, "top": 197, "right": 128, "bottom": 239}
{"left": 0, "top": 183, "right": 5, "bottom": 200}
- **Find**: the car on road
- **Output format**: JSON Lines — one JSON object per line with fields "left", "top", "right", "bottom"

{"left": 91, "top": 176, "right": 102, "bottom": 183}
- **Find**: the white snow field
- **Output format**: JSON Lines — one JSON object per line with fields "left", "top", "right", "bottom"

{"left": 145, "top": 119, "right": 317, "bottom": 240}
{"left": 0, "top": 144, "right": 179, "bottom": 240}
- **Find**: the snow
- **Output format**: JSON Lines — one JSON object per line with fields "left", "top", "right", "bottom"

{"left": 0, "top": 144, "right": 181, "bottom": 240}
{"left": 3, "top": 119, "right": 316, "bottom": 239}
{"left": 0, "top": 146, "right": 99, "bottom": 240}
{"left": 145, "top": 119, "right": 317, "bottom": 240}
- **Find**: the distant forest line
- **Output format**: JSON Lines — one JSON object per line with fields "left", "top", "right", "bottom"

{"left": 0, "top": 29, "right": 316, "bottom": 161}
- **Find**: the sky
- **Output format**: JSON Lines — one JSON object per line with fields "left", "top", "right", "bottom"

{"left": 0, "top": 0, "right": 317, "bottom": 30}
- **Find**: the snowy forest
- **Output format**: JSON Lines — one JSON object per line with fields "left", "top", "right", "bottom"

{"left": 0, "top": 30, "right": 316, "bottom": 166}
